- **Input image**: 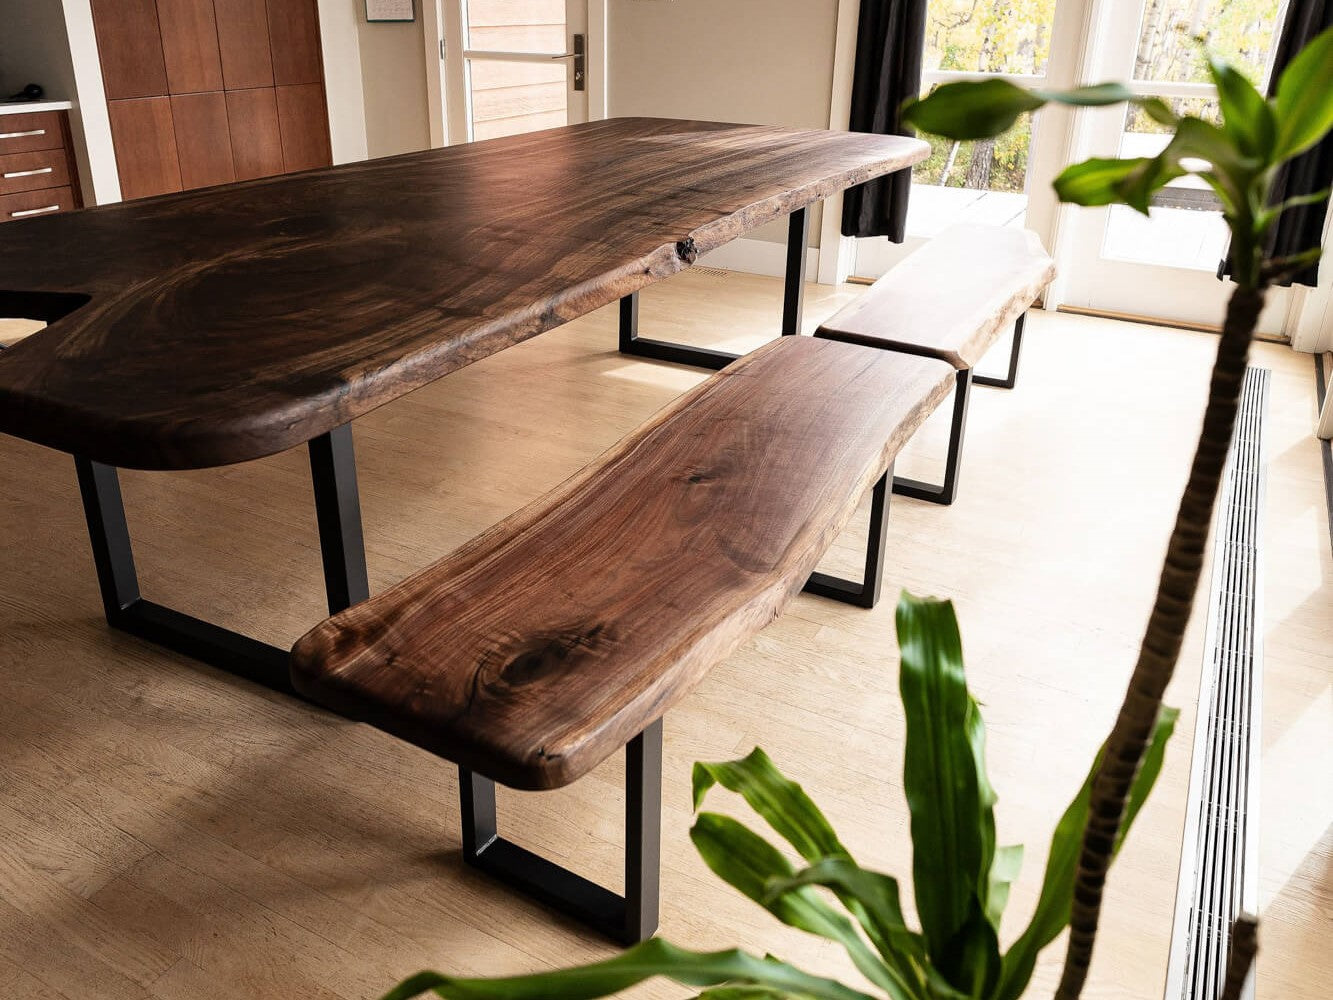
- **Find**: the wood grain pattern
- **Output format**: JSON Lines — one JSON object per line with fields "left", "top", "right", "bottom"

{"left": 816, "top": 225, "right": 1055, "bottom": 369}
{"left": 224, "top": 87, "right": 284, "bottom": 181}
{"left": 267, "top": 0, "right": 324, "bottom": 86}
{"left": 171, "top": 93, "right": 236, "bottom": 190}
{"left": 106, "top": 98, "right": 183, "bottom": 200}
{"left": 275, "top": 84, "right": 331, "bottom": 172}
{"left": 0, "top": 119, "right": 927, "bottom": 470}
{"left": 89, "top": 0, "right": 170, "bottom": 100}
{"left": 213, "top": 0, "right": 276, "bottom": 90}
{"left": 291, "top": 336, "right": 956, "bottom": 790}
{"left": 157, "top": 0, "right": 225, "bottom": 95}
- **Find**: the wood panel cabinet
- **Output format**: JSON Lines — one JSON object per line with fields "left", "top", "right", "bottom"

{"left": 214, "top": 0, "right": 276, "bottom": 90}
{"left": 91, "top": 0, "right": 331, "bottom": 201}
{"left": 90, "top": 0, "right": 169, "bottom": 100}
{"left": 157, "top": 0, "right": 225, "bottom": 95}
{"left": 107, "top": 98, "right": 183, "bottom": 199}
{"left": 172, "top": 92, "right": 236, "bottom": 188}
{"left": 227, "top": 88, "right": 284, "bottom": 180}
{"left": 268, "top": 0, "right": 323, "bottom": 86}
{"left": 276, "top": 84, "right": 331, "bottom": 172}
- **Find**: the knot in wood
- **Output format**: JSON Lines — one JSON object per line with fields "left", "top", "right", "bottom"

{"left": 675, "top": 238, "right": 698, "bottom": 264}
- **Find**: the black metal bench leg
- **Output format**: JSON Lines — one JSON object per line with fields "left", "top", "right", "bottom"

{"left": 972, "top": 312, "right": 1025, "bottom": 390}
{"left": 459, "top": 719, "right": 664, "bottom": 945}
{"left": 803, "top": 468, "right": 891, "bottom": 608}
{"left": 893, "top": 369, "right": 972, "bottom": 506}
{"left": 617, "top": 206, "right": 810, "bottom": 371}
{"left": 72, "top": 424, "right": 369, "bottom": 693}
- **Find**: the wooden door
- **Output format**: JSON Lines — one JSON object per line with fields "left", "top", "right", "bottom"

{"left": 91, "top": 0, "right": 332, "bottom": 202}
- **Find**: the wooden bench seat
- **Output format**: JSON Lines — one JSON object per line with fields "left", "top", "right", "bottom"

{"left": 816, "top": 224, "right": 1055, "bottom": 504}
{"left": 290, "top": 335, "right": 954, "bottom": 942}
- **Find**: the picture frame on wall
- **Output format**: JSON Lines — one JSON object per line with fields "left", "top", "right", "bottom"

{"left": 365, "top": 0, "right": 415, "bottom": 22}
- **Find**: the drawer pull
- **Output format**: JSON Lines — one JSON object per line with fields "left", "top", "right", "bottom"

{"left": 3, "top": 167, "right": 54, "bottom": 179}
{"left": 10, "top": 204, "right": 60, "bottom": 219}
{"left": 0, "top": 129, "right": 46, "bottom": 140}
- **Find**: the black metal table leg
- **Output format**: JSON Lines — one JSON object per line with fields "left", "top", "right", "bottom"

{"left": 73, "top": 424, "right": 369, "bottom": 693}
{"left": 893, "top": 369, "right": 972, "bottom": 506}
{"left": 782, "top": 207, "right": 810, "bottom": 337}
{"left": 309, "top": 425, "right": 370, "bottom": 614}
{"left": 972, "top": 312, "right": 1025, "bottom": 389}
{"left": 803, "top": 468, "right": 891, "bottom": 609}
{"left": 459, "top": 719, "right": 664, "bottom": 945}
{"left": 618, "top": 206, "right": 811, "bottom": 370}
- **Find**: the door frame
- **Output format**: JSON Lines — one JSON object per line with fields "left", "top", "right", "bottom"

{"left": 421, "top": 0, "right": 607, "bottom": 148}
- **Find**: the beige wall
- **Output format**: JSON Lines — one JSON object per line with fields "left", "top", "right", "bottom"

{"left": 356, "top": 14, "right": 432, "bottom": 158}
{"left": 608, "top": 0, "right": 841, "bottom": 245}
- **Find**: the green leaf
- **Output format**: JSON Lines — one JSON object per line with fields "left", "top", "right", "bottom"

{"left": 896, "top": 593, "right": 999, "bottom": 989}
{"left": 1032, "top": 82, "right": 1137, "bottom": 107}
{"left": 992, "top": 706, "right": 1180, "bottom": 1000}
{"left": 1136, "top": 97, "right": 1179, "bottom": 128}
{"left": 901, "top": 79, "right": 1047, "bottom": 141}
{"left": 1053, "top": 157, "right": 1154, "bottom": 206}
{"left": 985, "top": 845, "right": 1024, "bottom": 930}
{"left": 691, "top": 813, "right": 915, "bottom": 1000}
{"left": 694, "top": 988, "right": 818, "bottom": 1000}
{"left": 379, "top": 940, "right": 880, "bottom": 1000}
{"left": 694, "top": 750, "right": 942, "bottom": 997}
{"left": 1115, "top": 151, "right": 1189, "bottom": 215}
{"left": 1207, "top": 55, "right": 1276, "bottom": 160}
{"left": 763, "top": 859, "right": 953, "bottom": 998}
{"left": 1274, "top": 25, "right": 1333, "bottom": 159}
{"left": 693, "top": 748, "right": 849, "bottom": 864}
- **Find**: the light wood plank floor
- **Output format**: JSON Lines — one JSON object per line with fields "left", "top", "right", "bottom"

{"left": 1, "top": 271, "right": 1328, "bottom": 999}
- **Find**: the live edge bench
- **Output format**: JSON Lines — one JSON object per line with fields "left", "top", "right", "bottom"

{"left": 817, "top": 224, "right": 1055, "bottom": 505}
{"left": 291, "top": 336, "right": 955, "bottom": 943}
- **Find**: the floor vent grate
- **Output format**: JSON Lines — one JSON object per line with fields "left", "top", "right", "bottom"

{"left": 1165, "top": 366, "right": 1269, "bottom": 1000}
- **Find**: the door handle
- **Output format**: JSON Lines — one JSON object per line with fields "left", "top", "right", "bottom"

{"left": 0, "top": 129, "right": 47, "bottom": 140}
{"left": 4, "top": 167, "right": 54, "bottom": 179}
{"left": 10, "top": 204, "right": 60, "bottom": 218}
{"left": 549, "top": 33, "right": 585, "bottom": 91}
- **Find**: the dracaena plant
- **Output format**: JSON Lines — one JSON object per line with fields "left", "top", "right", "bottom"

{"left": 384, "top": 32, "right": 1331, "bottom": 1000}
{"left": 383, "top": 592, "right": 1177, "bottom": 1000}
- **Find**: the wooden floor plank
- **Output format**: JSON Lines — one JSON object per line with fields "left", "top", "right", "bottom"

{"left": 0, "top": 273, "right": 1327, "bottom": 998}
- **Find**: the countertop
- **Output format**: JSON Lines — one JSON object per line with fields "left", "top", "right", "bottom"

{"left": 0, "top": 100, "right": 73, "bottom": 116}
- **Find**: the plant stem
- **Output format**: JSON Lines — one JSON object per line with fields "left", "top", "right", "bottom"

{"left": 1053, "top": 282, "right": 1266, "bottom": 1000}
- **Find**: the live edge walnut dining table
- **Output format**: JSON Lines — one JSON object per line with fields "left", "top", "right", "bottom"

{"left": 0, "top": 117, "right": 927, "bottom": 692}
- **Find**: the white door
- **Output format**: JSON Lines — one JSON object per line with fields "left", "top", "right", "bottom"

{"left": 434, "top": 0, "right": 593, "bottom": 145}
{"left": 1056, "top": 0, "right": 1293, "bottom": 333}
{"left": 854, "top": 0, "right": 1090, "bottom": 278}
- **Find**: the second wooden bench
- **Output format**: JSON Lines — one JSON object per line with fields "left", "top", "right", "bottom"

{"left": 816, "top": 224, "right": 1055, "bottom": 505}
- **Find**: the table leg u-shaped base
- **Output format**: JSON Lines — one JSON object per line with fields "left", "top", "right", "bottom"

{"left": 618, "top": 208, "right": 810, "bottom": 370}
{"left": 972, "top": 312, "right": 1025, "bottom": 390}
{"left": 893, "top": 370, "right": 972, "bottom": 507}
{"left": 73, "top": 424, "right": 369, "bottom": 693}
{"left": 803, "top": 468, "right": 891, "bottom": 609}
{"left": 459, "top": 719, "right": 663, "bottom": 945}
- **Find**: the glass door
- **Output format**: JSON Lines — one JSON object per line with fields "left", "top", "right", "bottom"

{"left": 440, "top": 0, "right": 589, "bottom": 144}
{"left": 854, "top": 0, "right": 1084, "bottom": 277}
{"left": 1057, "top": 0, "right": 1293, "bottom": 331}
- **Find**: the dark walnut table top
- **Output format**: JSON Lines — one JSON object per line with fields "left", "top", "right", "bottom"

{"left": 0, "top": 118, "right": 927, "bottom": 470}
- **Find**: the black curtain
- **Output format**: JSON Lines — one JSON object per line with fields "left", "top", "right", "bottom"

{"left": 1264, "top": 0, "right": 1333, "bottom": 285}
{"left": 841, "top": 0, "right": 928, "bottom": 242}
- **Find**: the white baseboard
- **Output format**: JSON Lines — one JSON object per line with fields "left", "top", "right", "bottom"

{"left": 701, "top": 237, "right": 821, "bottom": 280}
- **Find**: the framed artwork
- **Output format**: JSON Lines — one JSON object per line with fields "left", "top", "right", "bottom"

{"left": 366, "top": 0, "right": 415, "bottom": 22}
